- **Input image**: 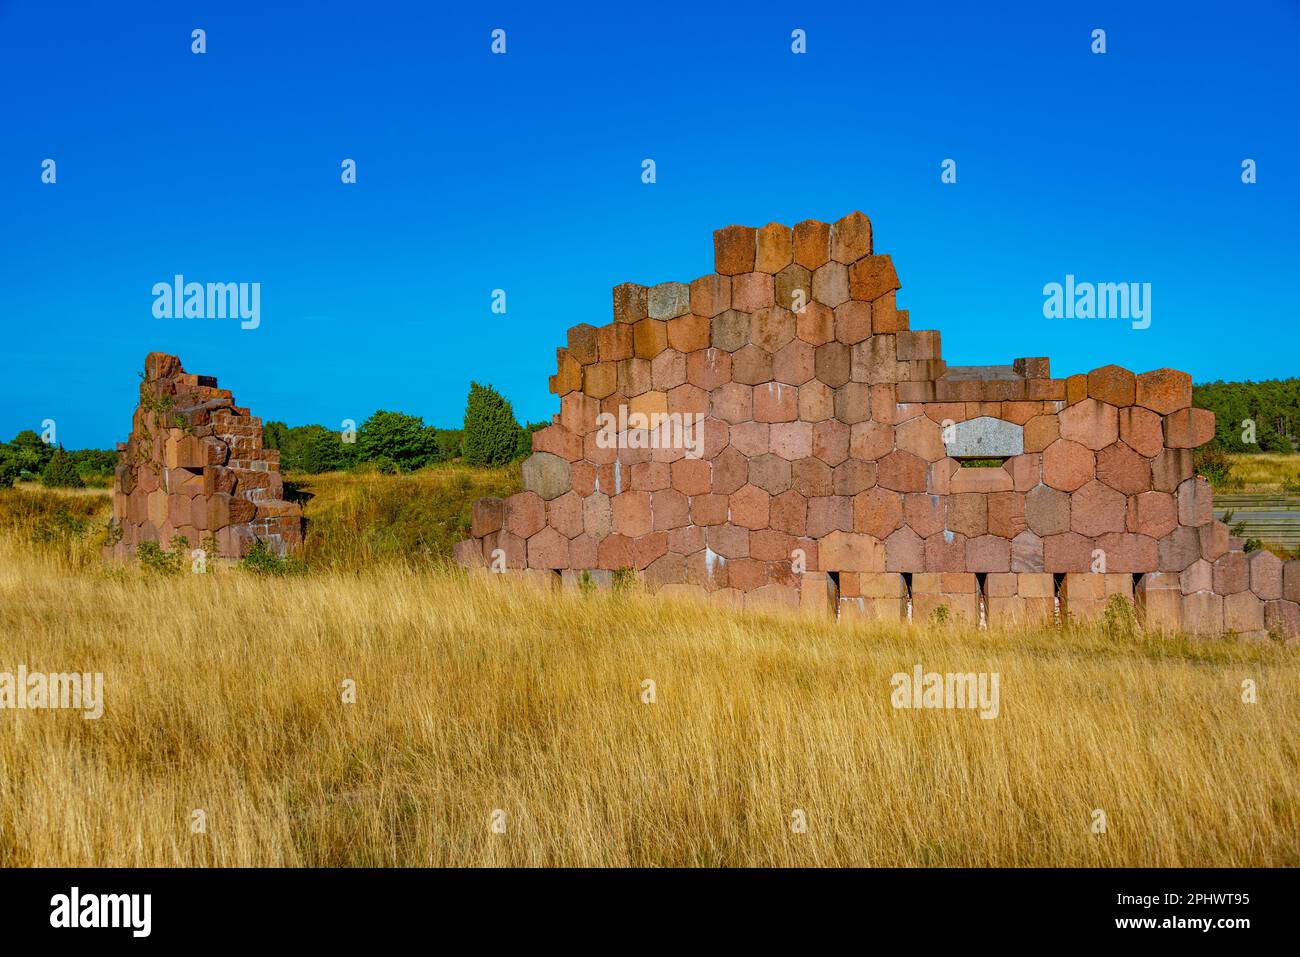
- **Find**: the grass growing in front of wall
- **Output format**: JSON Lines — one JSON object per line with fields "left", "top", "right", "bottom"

{"left": 0, "top": 523, "right": 1295, "bottom": 867}
{"left": 288, "top": 465, "right": 520, "bottom": 570}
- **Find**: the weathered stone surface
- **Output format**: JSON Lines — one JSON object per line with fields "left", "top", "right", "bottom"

{"left": 1118, "top": 406, "right": 1163, "bottom": 458}
{"left": 1182, "top": 590, "right": 1224, "bottom": 636}
{"left": 1135, "top": 368, "right": 1192, "bottom": 415}
{"left": 714, "top": 225, "right": 756, "bottom": 275}
{"left": 1086, "top": 364, "right": 1136, "bottom": 407}
{"left": 1163, "top": 408, "right": 1215, "bottom": 449}
{"left": 945, "top": 416, "right": 1024, "bottom": 459}
{"left": 1043, "top": 439, "right": 1095, "bottom": 492}
{"left": 1177, "top": 476, "right": 1214, "bottom": 527}
{"left": 1058, "top": 398, "right": 1119, "bottom": 451}
{"left": 1246, "top": 549, "right": 1283, "bottom": 600}
{"left": 1151, "top": 448, "right": 1195, "bottom": 492}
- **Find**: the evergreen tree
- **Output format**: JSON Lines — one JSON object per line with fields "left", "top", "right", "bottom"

{"left": 462, "top": 383, "right": 523, "bottom": 467}
{"left": 41, "top": 447, "right": 84, "bottom": 488}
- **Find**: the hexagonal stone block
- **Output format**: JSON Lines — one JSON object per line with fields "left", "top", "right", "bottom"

{"left": 666, "top": 313, "right": 710, "bottom": 354}
{"left": 1096, "top": 442, "right": 1150, "bottom": 495}
{"left": 776, "top": 265, "right": 812, "bottom": 315}
{"left": 884, "top": 525, "right": 924, "bottom": 572}
{"left": 770, "top": 489, "right": 808, "bottom": 536}
{"left": 1117, "top": 406, "right": 1163, "bottom": 458}
{"left": 876, "top": 450, "right": 927, "bottom": 492}
{"left": 792, "top": 219, "right": 831, "bottom": 270}
{"left": 1246, "top": 549, "right": 1283, "bottom": 600}
{"left": 852, "top": 486, "right": 902, "bottom": 538}
{"left": 755, "top": 222, "right": 793, "bottom": 273}
{"left": 795, "top": 300, "right": 833, "bottom": 345}
{"left": 753, "top": 381, "right": 798, "bottom": 422}
{"left": 1135, "top": 368, "right": 1192, "bottom": 415}
{"left": 711, "top": 447, "right": 749, "bottom": 494}
{"left": 1151, "top": 448, "right": 1194, "bottom": 492}
{"left": 791, "top": 457, "right": 833, "bottom": 497}
{"left": 773, "top": 339, "right": 815, "bottom": 385}
{"left": 521, "top": 452, "right": 572, "bottom": 501}
{"left": 1058, "top": 398, "right": 1119, "bottom": 450}
{"left": 833, "top": 382, "right": 872, "bottom": 424}
{"left": 1011, "top": 529, "right": 1045, "bottom": 572}
{"left": 806, "top": 496, "right": 853, "bottom": 538}
{"left": 1070, "top": 480, "right": 1126, "bottom": 537}
{"left": 1163, "top": 408, "right": 1215, "bottom": 449}
{"left": 1042, "top": 438, "right": 1096, "bottom": 492}
{"left": 689, "top": 274, "right": 731, "bottom": 318}
{"left": 527, "top": 526, "right": 569, "bottom": 569}
{"left": 1087, "top": 364, "right": 1136, "bottom": 407}
{"left": 714, "top": 224, "right": 756, "bottom": 275}
{"left": 647, "top": 282, "right": 690, "bottom": 321}
{"left": 612, "top": 282, "right": 649, "bottom": 324}
{"left": 731, "top": 344, "right": 774, "bottom": 385}
{"left": 770, "top": 422, "right": 814, "bottom": 461}
{"left": 1213, "top": 551, "right": 1249, "bottom": 594}
{"left": 814, "top": 341, "right": 851, "bottom": 387}
{"left": 732, "top": 272, "right": 776, "bottom": 313}
{"left": 711, "top": 309, "right": 751, "bottom": 352}
{"left": 812, "top": 261, "right": 849, "bottom": 307}
{"left": 799, "top": 380, "right": 835, "bottom": 422}
{"left": 751, "top": 306, "right": 796, "bottom": 353}
{"left": 711, "top": 382, "right": 753, "bottom": 424}
{"left": 748, "top": 454, "right": 792, "bottom": 495}
{"left": 812, "top": 419, "right": 850, "bottom": 466}
{"left": 1025, "top": 484, "right": 1071, "bottom": 536}
{"left": 633, "top": 318, "right": 668, "bottom": 359}
{"left": 611, "top": 490, "right": 653, "bottom": 538}
{"left": 1128, "top": 490, "right": 1177, "bottom": 539}
{"left": 686, "top": 348, "right": 732, "bottom": 391}
{"left": 830, "top": 210, "right": 873, "bottom": 263}
{"left": 847, "top": 255, "right": 899, "bottom": 301}
{"left": 834, "top": 459, "right": 878, "bottom": 495}
{"left": 833, "top": 300, "right": 872, "bottom": 345}
{"left": 849, "top": 420, "right": 895, "bottom": 461}
{"left": 946, "top": 492, "right": 987, "bottom": 537}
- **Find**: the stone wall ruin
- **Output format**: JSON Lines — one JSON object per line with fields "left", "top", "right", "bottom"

{"left": 454, "top": 212, "right": 1300, "bottom": 640}
{"left": 106, "top": 352, "right": 303, "bottom": 561}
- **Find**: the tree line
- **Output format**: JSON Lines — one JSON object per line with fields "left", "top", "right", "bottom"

{"left": 2, "top": 377, "right": 1294, "bottom": 488}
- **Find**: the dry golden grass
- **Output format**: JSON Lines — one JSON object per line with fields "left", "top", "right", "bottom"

{"left": 1225, "top": 453, "right": 1300, "bottom": 492}
{"left": 0, "top": 517, "right": 1296, "bottom": 867}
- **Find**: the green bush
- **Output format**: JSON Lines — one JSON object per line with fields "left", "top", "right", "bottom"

{"left": 136, "top": 539, "right": 183, "bottom": 575}
{"left": 357, "top": 411, "right": 441, "bottom": 469}
{"left": 239, "top": 539, "right": 302, "bottom": 575}
{"left": 41, "top": 448, "right": 84, "bottom": 488}
{"left": 462, "top": 383, "right": 522, "bottom": 467}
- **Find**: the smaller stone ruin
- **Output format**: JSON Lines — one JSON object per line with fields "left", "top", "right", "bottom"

{"left": 105, "top": 352, "right": 303, "bottom": 561}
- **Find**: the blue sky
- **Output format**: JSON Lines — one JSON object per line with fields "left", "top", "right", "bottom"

{"left": 2, "top": 0, "right": 1297, "bottom": 448}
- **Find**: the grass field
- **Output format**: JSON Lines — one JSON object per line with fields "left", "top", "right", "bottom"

{"left": 0, "top": 474, "right": 1297, "bottom": 867}
{"left": 1224, "top": 453, "right": 1300, "bottom": 492}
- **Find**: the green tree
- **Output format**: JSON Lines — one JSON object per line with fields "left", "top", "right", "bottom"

{"left": 41, "top": 447, "right": 84, "bottom": 488}
{"left": 300, "top": 429, "right": 353, "bottom": 473}
{"left": 357, "top": 411, "right": 440, "bottom": 469}
{"left": 462, "top": 383, "right": 523, "bottom": 467}
{"left": 8, "top": 430, "right": 52, "bottom": 474}
{"left": 516, "top": 420, "right": 548, "bottom": 460}
{"left": 0, "top": 449, "right": 21, "bottom": 488}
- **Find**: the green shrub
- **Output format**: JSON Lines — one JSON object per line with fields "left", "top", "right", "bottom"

{"left": 1102, "top": 594, "right": 1138, "bottom": 640}
{"left": 239, "top": 539, "right": 302, "bottom": 575}
{"left": 41, "top": 448, "right": 84, "bottom": 488}
{"left": 1194, "top": 447, "right": 1234, "bottom": 489}
{"left": 136, "top": 539, "right": 182, "bottom": 575}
